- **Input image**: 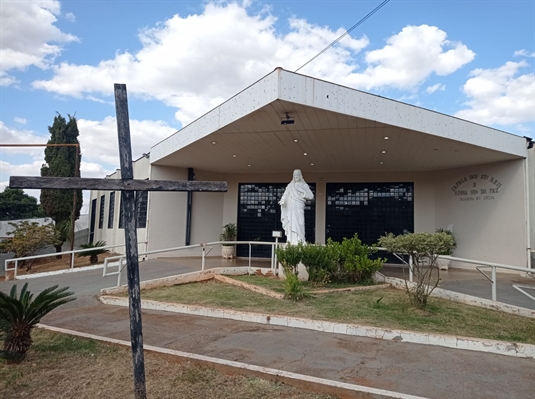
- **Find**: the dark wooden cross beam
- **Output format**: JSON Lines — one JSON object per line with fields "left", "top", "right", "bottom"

{"left": 10, "top": 84, "right": 227, "bottom": 399}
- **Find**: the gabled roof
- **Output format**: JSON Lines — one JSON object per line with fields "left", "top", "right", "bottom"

{"left": 151, "top": 68, "right": 526, "bottom": 173}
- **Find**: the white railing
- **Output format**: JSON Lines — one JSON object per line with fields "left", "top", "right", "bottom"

{"left": 103, "top": 240, "right": 279, "bottom": 287}
{"left": 4, "top": 241, "right": 148, "bottom": 280}
{"left": 379, "top": 248, "right": 535, "bottom": 303}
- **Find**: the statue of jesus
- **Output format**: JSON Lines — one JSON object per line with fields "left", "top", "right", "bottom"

{"left": 279, "top": 169, "right": 314, "bottom": 245}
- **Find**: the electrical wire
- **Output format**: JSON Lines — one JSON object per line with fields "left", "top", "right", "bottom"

{"left": 295, "top": 0, "right": 391, "bottom": 73}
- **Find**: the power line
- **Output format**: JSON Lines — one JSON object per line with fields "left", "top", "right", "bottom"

{"left": 295, "top": 0, "right": 392, "bottom": 73}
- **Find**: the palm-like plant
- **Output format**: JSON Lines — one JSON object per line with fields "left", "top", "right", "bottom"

{"left": 77, "top": 240, "right": 108, "bottom": 264}
{"left": 0, "top": 283, "right": 75, "bottom": 362}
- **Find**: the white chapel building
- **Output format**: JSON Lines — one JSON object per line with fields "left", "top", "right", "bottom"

{"left": 88, "top": 68, "right": 535, "bottom": 269}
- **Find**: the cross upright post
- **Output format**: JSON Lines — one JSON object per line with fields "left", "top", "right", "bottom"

{"left": 114, "top": 83, "right": 146, "bottom": 398}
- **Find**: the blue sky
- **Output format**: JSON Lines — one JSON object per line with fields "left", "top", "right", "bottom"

{"left": 1, "top": 0, "right": 534, "bottom": 212}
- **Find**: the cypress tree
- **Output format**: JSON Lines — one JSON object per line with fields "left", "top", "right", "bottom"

{"left": 40, "top": 113, "right": 83, "bottom": 254}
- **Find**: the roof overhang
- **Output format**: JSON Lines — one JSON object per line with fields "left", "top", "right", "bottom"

{"left": 150, "top": 68, "right": 527, "bottom": 173}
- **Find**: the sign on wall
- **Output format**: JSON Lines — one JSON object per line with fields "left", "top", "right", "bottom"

{"left": 451, "top": 173, "right": 502, "bottom": 202}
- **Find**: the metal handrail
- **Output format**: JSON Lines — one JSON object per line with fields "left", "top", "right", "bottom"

{"left": 103, "top": 240, "right": 279, "bottom": 287}
{"left": 4, "top": 241, "right": 148, "bottom": 280}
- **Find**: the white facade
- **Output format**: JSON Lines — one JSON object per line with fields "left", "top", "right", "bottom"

{"left": 89, "top": 68, "right": 534, "bottom": 269}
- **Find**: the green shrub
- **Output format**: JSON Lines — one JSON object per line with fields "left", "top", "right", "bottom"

{"left": 300, "top": 244, "right": 333, "bottom": 285}
{"left": 327, "top": 235, "right": 385, "bottom": 284}
{"left": 379, "top": 231, "right": 456, "bottom": 309}
{"left": 275, "top": 243, "right": 303, "bottom": 276}
{"left": 283, "top": 271, "right": 310, "bottom": 301}
{"left": 77, "top": 240, "right": 108, "bottom": 264}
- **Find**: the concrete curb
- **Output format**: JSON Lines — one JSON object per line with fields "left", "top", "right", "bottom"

{"left": 99, "top": 295, "right": 535, "bottom": 359}
{"left": 376, "top": 273, "right": 535, "bottom": 319}
{"left": 37, "top": 323, "right": 427, "bottom": 399}
{"left": 13, "top": 263, "right": 107, "bottom": 280}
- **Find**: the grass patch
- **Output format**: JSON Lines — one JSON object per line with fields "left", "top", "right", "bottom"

{"left": 139, "top": 277, "right": 535, "bottom": 345}
{"left": 0, "top": 328, "right": 336, "bottom": 399}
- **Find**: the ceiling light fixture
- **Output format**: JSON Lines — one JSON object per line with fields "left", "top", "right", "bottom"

{"left": 211, "top": 141, "right": 216, "bottom": 144}
{"left": 384, "top": 136, "right": 389, "bottom": 140}
{"left": 247, "top": 164, "right": 251, "bottom": 167}
{"left": 294, "top": 139, "right": 298, "bottom": 142}
{"left": 281, "top": 113, "right": 295, "bottom": 125}
{"left": 304, "top": 152, "right": 307, "bottom": 156}
{"left": 382, "top": 150, "right": 386, "bottom": 154}
{"left": 380, "top": 162, "right": 384, "bottom": 164}
{"left": 310, "top": 163, "right": 314, "bottom": 166}
{"left": 233, "top": 154, "right": 237, "bottom": 157}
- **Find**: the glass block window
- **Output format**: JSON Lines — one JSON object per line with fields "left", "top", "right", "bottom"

{"left": 98, "top": 195, "right": 105, "bottom": 229}
{"left": 136, "top": 191, "right": 148, "bottom": 229}
{"left": 237, "top": 183, "right": 316, "bottom": 258}
{"left": 108, "top": 192, "right": 115, "bottom": 229}
{"left": 326, "top": 182, "right": 414, "bottom": 262}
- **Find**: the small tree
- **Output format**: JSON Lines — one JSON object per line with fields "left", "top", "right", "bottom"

{"left": 0, "top": 188, "right": 44, "bottom": 221}
{"left": 379, "top": 232, "right": 456, "bottom": 308}
{"left": 78, "top": 240, "right": 108, "bottom": 264}
{"left": 0, "top": 283, "right": 75, "bottom": 362}
{"left": 40, "top": 113, "right": 82, "bottom": 256}
{"left": 0, "top": 221, "right": 56, "bottom": 271}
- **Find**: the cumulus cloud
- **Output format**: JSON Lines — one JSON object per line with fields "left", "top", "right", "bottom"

{"left": 78, "top": 117, "right": 177, "bottom": 167}
{"left": 514, "top": 49, "right": 535, "bottom": 58}
{"left": 345, "top": 25, "right": 475, "bottom": 90}
{"left": 0, "top": 0, "right": 77, "bottom": 85}
{"left": 425, "top": 83, "right": 445, "bottom": 94}
{"left": 455, "top": 61, "right": 535, "bottom": 126}
{"left": 14, "top": 117, "right": 27, "bottom": 125}
{"left": 0, "top": 122, "right": 49, "bottom": 156}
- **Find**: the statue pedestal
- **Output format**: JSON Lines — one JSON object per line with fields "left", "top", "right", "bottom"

{"left": 277, "top": 262, "right": 309, "bottom": 281}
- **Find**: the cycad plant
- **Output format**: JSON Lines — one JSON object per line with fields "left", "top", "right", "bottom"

{"left": 0, "top": 283, "right": 75, "bottom": 362}
{"left": 78, "top": 240, "right": 108, "bottom": 264}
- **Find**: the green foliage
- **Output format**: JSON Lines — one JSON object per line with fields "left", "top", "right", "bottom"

{"left": 0, "top": 283, "right": 75, "bottom": 362}
{"left": 327, "top": 235, "right": 385, "bottom": 284}
{"left": 283, "top": 271, "right": 310, "bottom": 301}
{"left": 275, "top": 243, "right": 303, "bottom": 275}
{"left": 40, "top": 113, "right": 82, "bottom": 250}
{"left": 220, "top": 223, "right": 237, "bottom": 246}
{"left": 77, "top": 240, "right": 108, "bottom": 264}
{"left": 300, "top": 244, "right": 332, "bottom": 284}
{"left": 435, "top": 228, "right": 457, "bottom": 255}
{"left": 0, "top": 221, "right": 56, "bottom": 270}
{"left": 0, "top": 188, "right": 44, "bottom": 221}
{"left": 379, "top": 232, "right": 456, "bottom": 308}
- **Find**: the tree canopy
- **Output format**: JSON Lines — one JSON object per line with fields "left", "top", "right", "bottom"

{"left": 40, "top": 113, "right": 83, "bottom": 250}
{"left": 0, "top": 188, "right": 44, "bottom": 221}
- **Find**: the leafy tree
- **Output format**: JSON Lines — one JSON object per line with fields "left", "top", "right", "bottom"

{"left": 379, "top": 232, "right": 456, "bottom": 309}
{"left": 40, "top": 113, "right": 82, "bottom": 254}
{"left": 0, "top": 283, "right": 75, "bottom": 362}
{"left": 0, "top": 221, "right": 57, "bottom": 271}
{"left": 0, "top": 188, "right": 44, "bottom": 221}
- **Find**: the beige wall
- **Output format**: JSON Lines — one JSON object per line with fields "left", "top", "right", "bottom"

{"left": 434, "top": 159, "right": 527, "bottom": 267}
{"left": 528, "top": 149, "right": 535, "bottom": 267}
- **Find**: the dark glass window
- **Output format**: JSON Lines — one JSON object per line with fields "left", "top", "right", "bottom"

{"left": 136, "top": 191, "right": 148, "bottom": 229}
{"left": 237, "top": 183, "right": 316, "bottom": 257}
{"left": 98, "top": 195, "right": 105, "bottom": 229}
{"left": 89, "top": 198, "right": 97, "bottom": 243}
{"left": 108, "top": 192, "right": 115, "bottom": 229}
{"left": 326, "top": 182, "right": 414, "bottom": 262}
{"left": 118, "top": 196, "right": 124, "bottom": 229}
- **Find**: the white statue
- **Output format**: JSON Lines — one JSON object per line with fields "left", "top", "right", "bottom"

{"left": 279, "top": 169, "right": 314, "bottom": 245}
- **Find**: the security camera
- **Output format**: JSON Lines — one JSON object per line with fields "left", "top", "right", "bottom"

{"left": 281, "top": 113, "right": 295, "bottom": 125}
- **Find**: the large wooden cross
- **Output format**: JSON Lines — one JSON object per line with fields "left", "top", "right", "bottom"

{"left": 10, "top": 84, "right": 227, "bottom": 399}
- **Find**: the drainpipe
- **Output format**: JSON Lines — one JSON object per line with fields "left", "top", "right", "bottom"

{"left": 524, "top": 137, "right": 534, "bottom": 269}
{"left": 185, "top": 168, "right": 194, "bottom": 245}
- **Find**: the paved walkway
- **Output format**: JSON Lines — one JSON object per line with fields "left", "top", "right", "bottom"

{"left": 1, "top": 258, "right": 534, "bottom": 398}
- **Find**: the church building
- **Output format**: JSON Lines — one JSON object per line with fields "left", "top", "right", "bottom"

{"left": 88, "top": 68, "right": 535, "bottom": 270}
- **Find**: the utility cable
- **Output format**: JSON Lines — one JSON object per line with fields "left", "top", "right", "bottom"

{"left": 295, "top": 0, "right": 391, "bottom": 73}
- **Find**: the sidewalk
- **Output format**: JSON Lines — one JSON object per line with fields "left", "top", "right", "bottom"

{"left": 2, "top": 258, "right": 534, "bottom": 398}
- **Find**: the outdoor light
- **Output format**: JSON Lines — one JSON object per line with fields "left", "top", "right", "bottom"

{"left": 281, "top": 113, "right": 295, "bottom": 125}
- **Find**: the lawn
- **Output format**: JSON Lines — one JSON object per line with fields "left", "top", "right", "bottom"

{"left": 139, "top": 276, "right": 535, "bottom": 345}
{"left": 0, "top": 329, "right": 337, "bottom": 399}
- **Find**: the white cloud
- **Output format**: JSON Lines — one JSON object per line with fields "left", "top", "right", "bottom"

{"left": 0, "top": 0, "right": 77, "bottom": 85}
{"left": 455, "top": 61, "right": 535, "bottom": 126}
{"left": 0, "top": 122, "right": 48, "bottom": 156}
{"left": 14, "top": 117, "right": 27, "bottom": 125}
{"left": 514, "top": 49, "right": 535, "bottom": 58}
{"left": 345, "top": 25, "right": 475, "bottom": 90}
{"left": 64, "top": 12, "right": 76, "bottom": 22}
{"left": 31, "top": 2, "right": 368, "bottom": 124}
{"left": 78, "top": 117, "right": 177, "bottom": 168}
{"left": 425, "top": 83, "right": 446, "bottom": 94}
